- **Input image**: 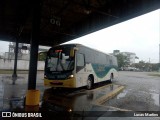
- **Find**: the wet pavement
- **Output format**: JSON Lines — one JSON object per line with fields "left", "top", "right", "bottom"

{"left": 0, "top": 71, "right": 160, "bottom": 119}
{"left": 0, "top": 72, "right": 45, "bottom": 111}
{"left": 40, "top": 84, "right": 125, "bottom": 119}
{"left": 104, "top": 71, "right": 160, "bottom": 111}
{"left": 0, "top": 77, "right": 4, "bottom": 110}
{"left": 41, "top": 84, "right": 123, "bottom": 112}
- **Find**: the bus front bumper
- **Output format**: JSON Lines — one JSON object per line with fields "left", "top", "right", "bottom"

{"left": 44, "top": 77, "right": 76, "bottom": 88}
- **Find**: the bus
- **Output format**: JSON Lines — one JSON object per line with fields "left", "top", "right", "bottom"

{"left": 44, "top": 44, "right": 118, "bottom": 89}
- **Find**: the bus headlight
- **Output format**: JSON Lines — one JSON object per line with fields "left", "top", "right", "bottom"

{"left": 68, "top": 75, "right": 74, "bottom": 78}
{"left": 68, "top": 108, "right": 72, "bottom": 112}
{"left": 44, "top": 75, "right": 47, "bottom": 79}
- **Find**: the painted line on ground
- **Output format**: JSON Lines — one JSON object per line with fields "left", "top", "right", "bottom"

{"left": 93, "top": 86, "right": 125, "bottom": 105}
{"left": 88, "top": 83, "right": 113, "bottom": 92}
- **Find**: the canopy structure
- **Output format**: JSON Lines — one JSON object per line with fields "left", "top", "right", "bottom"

{"left": 0, "top": 0, "right": 159, "bottom": 46}
{"left": 0, "top": 0, "right": 159, "bottom": 90}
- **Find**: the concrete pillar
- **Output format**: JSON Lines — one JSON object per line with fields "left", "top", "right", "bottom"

{"left": 28, "top": 0, "right": 41, "bottom": 90}
{"left": 12, "top": 39, "right": 18, "bottom": 78}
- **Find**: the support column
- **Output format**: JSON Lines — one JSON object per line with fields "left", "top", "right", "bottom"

{"left": 159, "top": 43, "right": 160, "bottom": 72}
{"left": 28, "top": 0, "right": 41, "bottom": 90}
{"left": 28, "top": 41, "right": 39, "bottom": 90}
{"left": 12, "top": 39, "right": 19, "bottom": 78}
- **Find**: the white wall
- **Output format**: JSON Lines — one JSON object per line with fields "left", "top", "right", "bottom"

{"left": 0, "top": 59, "right": 45, "bottom": 70}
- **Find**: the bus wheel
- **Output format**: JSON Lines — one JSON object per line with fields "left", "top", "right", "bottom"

{"left": 110, "top": 74, "right": 114, "bottom": 83}
{"left": 87, "top": 76, "right": 93, "bottom": 90}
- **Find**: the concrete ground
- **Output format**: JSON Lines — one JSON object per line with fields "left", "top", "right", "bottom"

{"left": 0, "top": 71, "right": 160, "bottom": 120}
{"left": 100, "top": 71, "right": 160, "bottom": 120}
{"left": 0, "top": 71, "right": 45, "bottom": 111}
{"left": 106, "top": 71, "right": 160, "bottom": 111}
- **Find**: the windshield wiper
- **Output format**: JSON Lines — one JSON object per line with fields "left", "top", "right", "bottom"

{"left": 59, "top": 59, "right": 65, "bottom": 71}
{"left": 56, "top": 52, "right": 65, "bottom": 71}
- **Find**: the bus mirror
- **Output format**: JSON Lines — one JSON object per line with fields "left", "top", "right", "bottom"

{"left": 70, "top": 49, "right": 74, "bottom": 57}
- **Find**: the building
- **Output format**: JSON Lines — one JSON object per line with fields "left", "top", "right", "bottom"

{"left": 121, "top": 52, "right": 136, "bottom": 64}
{"left": 1, "top": 42, "right": 50, "bottom": 60}
{"left": 113, "top": 50, "right": 137, "bottom": 65}
{"left": 0, "top": 43, "right": 50, "bottom": 70}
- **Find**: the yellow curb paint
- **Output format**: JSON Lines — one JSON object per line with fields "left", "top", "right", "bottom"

{"left": 105, "top": 105, "right": 132, "bottom": 111}
{"left": 25, "top": 90, "right": 40, "bottom": 106}
{"left": 94, "top": 86, "right": 125, "bottom": 105}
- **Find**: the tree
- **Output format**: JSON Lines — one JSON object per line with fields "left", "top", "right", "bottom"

{"left": 151, "top": 63, "right": 160, "bottom": 71}
{"left": 115, "top": 53, "right": 130, "bottom": 69}
{"left": 133, "top": 60, "right": 154, "bottom": 71}
{"left": 136, "top": 60, "right": 145, "bottom": 68}
{"left": 38, "top": 52, "right": 47, "bottom": 61}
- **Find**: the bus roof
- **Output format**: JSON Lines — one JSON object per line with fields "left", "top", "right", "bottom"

{"left": 58, "top": 43, "right": 115, "bottom": 57}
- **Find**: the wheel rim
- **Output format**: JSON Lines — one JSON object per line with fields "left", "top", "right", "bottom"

{"left": 87, "top": 78, "right": 92, "bottom": 89}
{"left": 110, "top": 75, "right": 113, "bottom": 82}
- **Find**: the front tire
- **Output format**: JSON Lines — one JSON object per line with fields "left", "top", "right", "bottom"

{"left": 87, "top": 76, "right": 93, "bottom": 90}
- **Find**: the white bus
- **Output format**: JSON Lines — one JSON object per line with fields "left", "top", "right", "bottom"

{"left": 44, "top": 44, "right": 118, "bottom": 89}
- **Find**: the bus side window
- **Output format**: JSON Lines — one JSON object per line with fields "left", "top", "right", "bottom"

{"left": 109, "top": 59, "right": 113, "bottom": 65}
{"left": 77, "top": 53, "right": 85, "bottom": 67}
{"left": 106, "top": 55, "right": 109, "bottom": 65}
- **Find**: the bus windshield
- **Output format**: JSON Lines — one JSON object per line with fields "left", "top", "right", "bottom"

{"left": 46, "top": 48, "right": 74, "bottom": 72}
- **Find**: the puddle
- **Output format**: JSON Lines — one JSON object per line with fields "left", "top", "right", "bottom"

{"left": 151, "top": 93, "right": 159, "bottom": 106}
{"left": 116, "top": 89, "right": 160, "bottom": 107}
{"left": 150, "top": 89, "right": 159, "bottom": 93}
{"left": 3, "top": 96, "right": 25, "bottom": 110}
{"left": 116, "top": 90, "right": 128, "bottom": 99}
{"left": 9, "top": 97, "right": 24, "bottom": 109}
{"left": 41, "top": 84, "right": 122, "bottom": 112}
{"left": 148, "top": 89, "right": 159, "bottom": 107}
{"left": 103, "top": 88, "right": 160, "bottom": 111}
{"left": 0, "top": 80, "right": 4, "bottom": 110}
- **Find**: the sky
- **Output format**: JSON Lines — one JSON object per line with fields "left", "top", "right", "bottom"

{"left": 0, "top": 9, "right": 160, "bottom": 63}
{"left": 65, "top": 9, "right": 160, "bottom": 63}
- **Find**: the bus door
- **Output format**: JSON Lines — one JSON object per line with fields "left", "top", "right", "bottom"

{"left": 76, "top": 53, "right": 86, "bottom": 87}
